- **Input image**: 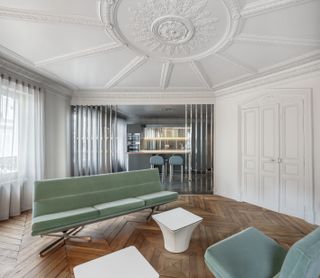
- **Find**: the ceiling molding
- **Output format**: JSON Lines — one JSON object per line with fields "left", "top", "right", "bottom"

{"left": 71, "top": 91, "right": 215, "bottom": 105}
{"left": 216, "top": 52, "right": 258, "bottom": 74}
{"left": 35, "top": 43, "right": 125, "bottom": 67}
{"left": 241, "top": 0, "right": 314, "bottom": 18}
{"left": 73, "top": 51, "right": 320, "bottom": 98}
{"left": 104, "top": 55, "right": 148, "bottom": 88}
{"left": 234, "top": 34, "right": 320, "bottom": 48}
{"left": 75, "top": 86, "right": 211, "bottom": 94}
{"left": 0, "top": 5, "right": 103, "bottom": 26}
{"left": 0, "top": 54, "right": 73, "bottom": 97}
{"left": 190, "top": 61, "right": 212, "bottom": 89}
{"left": 214, "top": 54, "right": 320, "bottom": 97}
{"left": 99, "top": 0, "right": 242, "bottom": 63}
{"left": 160, "top": 62, "right": 173, "bottom": 90}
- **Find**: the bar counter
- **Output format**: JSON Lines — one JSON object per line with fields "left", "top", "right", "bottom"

{"left": 127, "top": 150, "right": 190, "bottom": 171}
{"left": 128, "top": 150, "right": 190, "bottom": 154}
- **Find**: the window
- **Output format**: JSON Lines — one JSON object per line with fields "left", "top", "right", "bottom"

{"left": 0, "top": 87, "right": 18, "bottom": 175}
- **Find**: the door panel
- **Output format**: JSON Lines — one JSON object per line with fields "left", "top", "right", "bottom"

{"left": 241, "top": 108, "right": 259, "bottom": 205}
{"left": 279, "top": 101, "right": 304, "bottom": 218}
{"left": 259, "top": 104, "right": 280, "bottom": 211}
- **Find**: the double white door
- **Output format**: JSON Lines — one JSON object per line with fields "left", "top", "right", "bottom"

{"left": 241, "top": 97, "right": 305, "bottom": 218}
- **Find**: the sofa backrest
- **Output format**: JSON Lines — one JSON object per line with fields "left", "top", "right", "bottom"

{"left": 279, "top": 227, "right": 320, "bottom": 278}
{"left": 33, "top": 169, "right": 161, "bottom": 217}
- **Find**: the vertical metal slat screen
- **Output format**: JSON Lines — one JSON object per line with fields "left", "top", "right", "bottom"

{"left": 184, "top": 104, "right": 214, "bottom": 176}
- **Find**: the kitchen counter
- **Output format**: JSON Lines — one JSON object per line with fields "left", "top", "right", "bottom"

{"left": 127, "top": 150, "right": 190, "bottom": 171}
{"left": 128, "top": 150, "right": 190, "bottom": 154}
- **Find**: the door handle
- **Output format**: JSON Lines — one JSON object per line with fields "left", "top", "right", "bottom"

{"left": 270, "top": 158, "right": 282, "bottom": 163}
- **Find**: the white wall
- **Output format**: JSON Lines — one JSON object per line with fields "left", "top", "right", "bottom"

{"left": 44, "top": 90, "right": 71, "bottom": 179}
{"left": 214, "top": 72, "right": 320, "bottom": 224}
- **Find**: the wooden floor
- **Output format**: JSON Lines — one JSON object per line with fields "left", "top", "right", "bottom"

{"left": 0, "top": 195, "right": 317, "bottom": 278}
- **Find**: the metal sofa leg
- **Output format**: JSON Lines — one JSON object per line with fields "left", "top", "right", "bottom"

{"left": 39, "top": 234, "right": 66, "bottom": 257}
{"left": 146, "top": 207, "right": 156, "bottom": 222}
{"left": 39, "top": 226, "right": 91, "bottom": 257}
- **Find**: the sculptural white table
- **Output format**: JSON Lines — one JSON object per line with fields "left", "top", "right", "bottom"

{"left": 73, "top": 246, "right": 159, "bottom": 278}
{"left": 152, "top": 207, "right": 203, "bottom": 253}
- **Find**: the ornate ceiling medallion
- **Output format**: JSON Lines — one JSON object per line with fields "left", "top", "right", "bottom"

{"left": 99, "top": 0, "right": 241, "bottom": 62}
{"left": 129, "top": 0, "right": 218, "bottom": 56}
{"left": 151, "top": 15, "right": 195, "bottom": 46}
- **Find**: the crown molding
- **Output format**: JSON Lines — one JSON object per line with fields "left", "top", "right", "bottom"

{"left": 190, "top": 61, "right": 212, "bottom": 89}
{"left": 75, "top": 86, "right": 212, "bottom": 94}
{"left": 241, "top": 0, "right": 314, "bottom": 18}
{"left": 71, "top": 90, "right": 215, "bottom": 105}
{"left": 214, "top": 54, "right": 320, "bottom": 97}
{"left": 160, "top": 62, "right": 173, "bottom": 90}
{"left": 104, "top": 55, "right": 148, "bottom": 88}
{"left": 35, "top": 43, "right": 125, "bottom": 67}
{"left": 0, "top": 47, "right": 73, "bottom": 97}
{"left": 0, "top": 5, "right": 103, "bottom": 27}
{"left": 234, "top": 34, "right": 320, "bottom": 48}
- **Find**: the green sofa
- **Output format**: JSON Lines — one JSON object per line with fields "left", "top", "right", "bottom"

{"left": 204, "top": 226, "right": 320, "bottom": 278}
{"left": 32, "top": 169, "right": 178, "bottom": 237}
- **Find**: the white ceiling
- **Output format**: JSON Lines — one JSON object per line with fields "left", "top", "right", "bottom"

{"left": 0, "top": 0, "right": 319, "bottom": 94}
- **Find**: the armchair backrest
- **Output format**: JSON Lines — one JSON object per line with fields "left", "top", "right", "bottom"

{"left": 279, "top": 227, "right": 320, "bottom": 278}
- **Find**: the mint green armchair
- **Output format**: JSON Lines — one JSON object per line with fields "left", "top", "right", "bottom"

{"left": 204, "top": 227, "right": 320, "bottom": 278}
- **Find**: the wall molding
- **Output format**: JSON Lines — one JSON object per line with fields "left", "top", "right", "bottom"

{"left": 0, "top": 5, "right": 103, "bottom": 27}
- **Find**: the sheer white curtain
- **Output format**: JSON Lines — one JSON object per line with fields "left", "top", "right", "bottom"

{"left": 0, "top": 74, "right": 44, "bottom": 220}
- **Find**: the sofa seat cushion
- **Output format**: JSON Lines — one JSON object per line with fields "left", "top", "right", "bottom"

{"left": 94, "top": 198, "right": 145, "bottom": 217}
{"left": 32, "top": 207, "right": 99, "bottom": 235}
{"left": 137, "top": 191, "right": 178, "bottom": 207}
{"left": 204, "top": 227, "right": 287, "bottom": 278}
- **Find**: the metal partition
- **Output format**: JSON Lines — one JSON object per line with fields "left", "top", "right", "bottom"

{"left": 184, "top": 104, "right": 214, "bottom": 180}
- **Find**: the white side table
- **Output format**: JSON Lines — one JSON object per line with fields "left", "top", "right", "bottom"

{"left": 152, "top": 207, "right": 203, "bottom": 253}
{"left": 73, "top": 246, "right": 159, "bottom": 278}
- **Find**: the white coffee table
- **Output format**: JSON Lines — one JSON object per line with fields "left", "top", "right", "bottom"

{"left": 73, "top": 246, "right": 159, "bottom": 278}
{"left": 152, "top": 207, "right": 203, "bottom": 253}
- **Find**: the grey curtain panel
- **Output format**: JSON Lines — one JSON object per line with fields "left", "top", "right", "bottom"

{"left": 71, "top": 105, "right": 127, "bottom": 176}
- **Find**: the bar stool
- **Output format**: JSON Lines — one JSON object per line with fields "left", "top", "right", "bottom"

{"left": 150, "top": 155, "right": 165, "bottom": 182}
{"left": 169, "top": 155, "right": 184, "bottom": 182}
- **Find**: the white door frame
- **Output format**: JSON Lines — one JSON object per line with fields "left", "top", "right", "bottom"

{"left": 238, "top": 88, "right": 314, "bottom": 223}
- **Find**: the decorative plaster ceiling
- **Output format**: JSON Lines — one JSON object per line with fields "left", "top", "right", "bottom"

{"left": 0, "top": 0, "right": 319, "bottom": 94}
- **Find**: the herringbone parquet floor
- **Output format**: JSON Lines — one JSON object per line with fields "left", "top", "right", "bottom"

{"left": 0, "top": 195, "right": 317, "bottom": 278}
